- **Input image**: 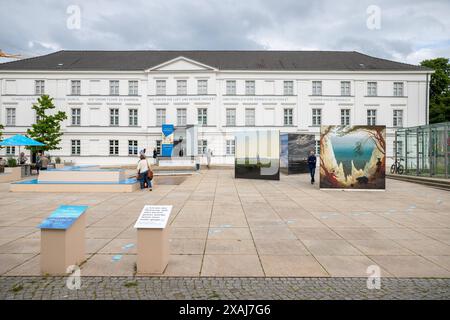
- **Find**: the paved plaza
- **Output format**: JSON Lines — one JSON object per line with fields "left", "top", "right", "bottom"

{"left": 0, "top": 169, "right": 450, "bottom": 279}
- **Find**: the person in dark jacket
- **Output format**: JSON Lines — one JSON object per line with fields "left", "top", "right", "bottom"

{"left": 307, "top": 150, "right": 317, "bottom": 184}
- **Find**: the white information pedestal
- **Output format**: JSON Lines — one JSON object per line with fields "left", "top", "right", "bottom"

{"left": 134, "top": 205, "right": 172, "bottom": 274}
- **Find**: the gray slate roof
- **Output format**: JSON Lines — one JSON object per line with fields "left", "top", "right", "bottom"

{"left": 0, "top": 50, "right": 430, "bottom": 72}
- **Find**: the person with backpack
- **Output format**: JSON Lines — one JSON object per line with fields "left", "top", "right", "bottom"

{"left": 206, "top": 149, "right": 213, "bottom": 169}
{"left": 137, "top": 154, "right": 153, "bottom": 191}
{"left": 307, "top": 150, "right": 317, "bottom": 184}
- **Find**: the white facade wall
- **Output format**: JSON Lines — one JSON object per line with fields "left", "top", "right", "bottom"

{"left": 0, "top": 58, "right": 429, "bottom": 166}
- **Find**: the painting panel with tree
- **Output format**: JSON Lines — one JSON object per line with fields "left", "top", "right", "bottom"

{"left": 320, "top": 125, "right": 386, "bottom": 190}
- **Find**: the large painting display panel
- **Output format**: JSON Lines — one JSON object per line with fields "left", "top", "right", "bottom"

{"left": 288, "top": 134, "right": 316, "bottom": 174}
{"left": 320, "top": 125, "right": 386, "bottom": 190}
{"left": 280, "top": 133, "right": 289, "bottom": 173}
{"left": 280, "top": 133, "right": 316, "bottom": 174}
{"left": 172, "top": 127, "right": 187, "bottom": 157}
{"left": 235, "top": 130, "right": 280, "bottom": 180}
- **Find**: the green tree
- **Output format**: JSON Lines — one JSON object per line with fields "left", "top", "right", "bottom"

{"left": 26, "top": 95, "right": 67, "bottom": 152}
{"left": 420, "top": 58, "right": 450, "bottom": 123}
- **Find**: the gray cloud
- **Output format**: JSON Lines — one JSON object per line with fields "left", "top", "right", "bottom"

{"left": 0, "top": 0, "right": 449, "bottom": 64}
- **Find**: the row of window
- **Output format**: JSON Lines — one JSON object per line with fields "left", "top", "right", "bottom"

{"left": 33, "top": 79, "right": 200, "bottom": 96}
{"left": 225, "top": 108, "right": 294, "bottom": 126}
{"left": 3, "top": 139, "right": 402, "bottom": 158}
{"left": 311, "top": 108, "right": 403, "bottom": 127}
{"left": 4, "top": 106, "right": 404, "bottom": 127}
{"left": 310, "top": 81, "right": 404, "bottom": 96}
{"left": 26, "top": 80, "right": 405, "bottom": 96}
{"left": 68, "top": 139, "right": 235, "bottom": 156}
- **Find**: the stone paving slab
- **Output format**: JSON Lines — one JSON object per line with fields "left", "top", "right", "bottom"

{"left": 0, "top": 169, "right": 449, "bottom": 278}
{"left": 0, "top": 276, "right": 449, "bottom": 300}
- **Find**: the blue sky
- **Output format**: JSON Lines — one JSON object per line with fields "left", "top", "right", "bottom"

{"left": 1, "top": 0, "right": 449, "bottom": 64}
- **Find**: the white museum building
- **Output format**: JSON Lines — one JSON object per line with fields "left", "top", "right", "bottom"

{"left": 0, "top": 50, "right": 431, "bottom": 165}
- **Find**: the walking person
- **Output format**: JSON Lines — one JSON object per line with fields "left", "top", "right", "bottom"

{"left": 40, "top": 153, "right": 49, "bottom": 171}
{"left": 152, "top": 148, "right": 158, "bottom": 165}
{"left": 19, "top": 152, "right": 28, "bottom": 165}
{"left": 35, "top": 152, "right": 42, "bottom": 174}
{"left": 206, "top": 148, "right": 213, "bottom": 169}
{"left": 307, "top": 150, "right": 317, "bottom": 184}
{"left": 137, "top": 154, "right": 152, "bottom": 191}
{"left": 0, "top": 157, "right": 6, "bottom": 173}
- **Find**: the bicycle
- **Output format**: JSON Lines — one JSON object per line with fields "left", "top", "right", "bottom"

{"left": 390, "top": 158, "right": 404, "bottom": 174}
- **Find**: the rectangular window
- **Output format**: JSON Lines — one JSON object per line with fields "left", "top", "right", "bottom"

{"left": 226, "top": 139, "right": 235, "bottom": 155}
{"left": 245, "top": 108, "right": 255, "bottom": 126}
{"left": 197, "top": 80, "right": 208, "bottom": 95}
{"left": 315, "top": 140, "right": 320, "bottom": 155}
{"left": 156, "top": 109, "right": 166, "bottom": 126}
{"left": 245, "top": 80, "right": 255, "bottom": 95}
{"left": 312, "top": 81, "right": 322, "bottom": 95}
{"left": 109, "top": 80, "right": 119, "bottom": 95}
{"left": 177, "top": 80, "right": 187, "bottom": 95}
{"left": 6, "top": 108, "right": 16, "bottom": 126}
{"left": 394, "top": 82, "right": 404, "bottom": 97}
{"left": 226, "top": 108, "right": 236, "bottom": 126}
{"left": 198, "top": 108, "right": 207, "bottom": 125}
{"left": 110, "top": 108, "right": 119, "bottom": 126}
{"left": 367, "top": 109, "right": 377, "bottom": 125}
{"left": 128, "top": 80, "right": 138, "bottom": 96}
{"left": 284, "top": 81, "right": 294, "bottom": 95}
{"left": 198, "top": 139, "right": 207, "bottom": 155}
{"left": 340, "top": 109, "right": 350, "bottom": 125}
{"left": 109, "top": 140, "right": 119, "bottom": 155}
{"left": 284, "top": 108, "right": 293, "bottom": 126}
{"left": 312, "top": 108, "right": 321, "bottom": 126}
{"left": 367, "top": 82, "right": 377, "bottom": 96}
{"left": 128, "top": 140, "right": 138, "bottom": 155}
{"left": 393, "top": 109, "right": 403, "bottom": 127}
{"left": 128, "top": 109, "right": 138, "bottom": 126}
{"left": 156, "top": 140, "right": 161, "bottom": 155}
{"left": 71, "top": 108, "right": 81, "bottom": 126}
{"left": 177, "top": 108, "right": 187, "bottom": 126}
{"left": 156, "top": 80, "right": 166, "bottom": 95}
{"left": 71, "top": 140, "right": 81, "bottom": 155}
{"left": 71, "top": 80, "right": 81, "bottom": 95}
{"left": 6, "top": 146, "right": 16, "bottom": 156}
{"left": 226, "top": 80, "right": 236, "bottom": 95}
{"left": 35, "top": 80, "right": 45, "bottom": 95}
{"left": 341, "top": 81, "right": 351, "bottom": 96}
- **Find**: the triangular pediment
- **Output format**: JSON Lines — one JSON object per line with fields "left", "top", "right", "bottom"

{"left": 147, "top": 56, "right": 217, "bottom": 72}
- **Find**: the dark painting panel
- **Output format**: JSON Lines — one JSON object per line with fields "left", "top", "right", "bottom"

{"left": 280, "top": 133, "right": 315, "bottom": 174}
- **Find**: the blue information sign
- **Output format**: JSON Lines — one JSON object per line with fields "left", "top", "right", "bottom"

{"left": 161, "top": 124, "right": 174, "bottom": 157}
{"left": 161, "top": 144, "right": 173, "bottom": 157}
{"left": 162, "top": 124, "right": 174, "bottom": 138}
{"left": 38, "top": 205, "right": 88, "bottom": 230}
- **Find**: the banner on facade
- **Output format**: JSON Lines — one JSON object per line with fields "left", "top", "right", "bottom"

{"left": 161, "top": 124, "right": 174, "bottom": 157}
